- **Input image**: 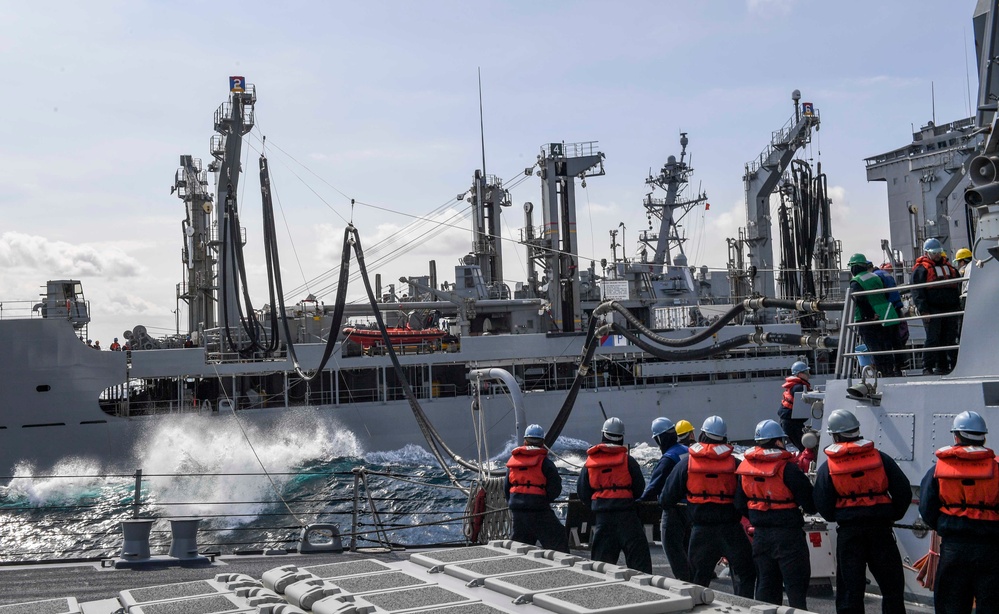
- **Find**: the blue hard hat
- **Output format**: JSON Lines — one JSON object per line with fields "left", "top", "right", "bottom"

{"left": 701, "top": 415, "right": 727, "bottom": 439}
{"left": 755, "top": 419, "right": 787, "bottom": 442}
{"left": 525, "top": 424, "right": 545, "bottom": 439}
{"left": 951, "top": 411, "right": 987, "bottom": 440}
{"left": 923, "top": 238, "right": 944, "bottom": 255}
{"left": 651, "top": 417, "right": 675, "bottom": 438}
{"left": 791, "top": 361, "right": 809, "bottom": 375}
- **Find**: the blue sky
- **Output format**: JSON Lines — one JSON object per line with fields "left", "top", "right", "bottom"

{"left": 0, "top": 0, "right": 980, "bottom": 345}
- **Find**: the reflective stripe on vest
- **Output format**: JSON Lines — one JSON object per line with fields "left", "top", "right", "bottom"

{"left": 934, "top": 445, "right": 999, "bottom": 521}
{"left": 736, "top": 446, "right": 797, "bottom": 511}
{"left": 824, "top": 440, "right": 891, "bottom": 508}
{"left": 585, "top": 444, "right": 633, "bottom": 499}
{"left": 686, "top": 442, "right": 737, "bottom": 505}
{"left": 507, "top": 446, "right": 547, "bottom": 496}
{"left": 781, "top": 376, "right": 810, "bottom": 411}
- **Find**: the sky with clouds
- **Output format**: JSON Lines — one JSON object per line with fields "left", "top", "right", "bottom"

{"left": 0, "top": 0, "right": 980, "bottom": 345}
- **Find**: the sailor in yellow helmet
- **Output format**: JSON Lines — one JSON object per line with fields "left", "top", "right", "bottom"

{"left": 675, "top": 419, "right": 695, "bottom": 446}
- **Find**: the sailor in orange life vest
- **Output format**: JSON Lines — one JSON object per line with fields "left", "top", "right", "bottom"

{"left": 661, "top": 416, "right": 756, "bottom": 598}
{"left": 779, "top": 360, "right": 812, "bottom": 452}
{"left": 576, "top": 417, "right": 652, "bottom": 573}
{"left": 813, "top": 409, "right": 910, "bottom": 614}
{"left": 504, "top": 424, "right": 570, "bottom": 553}
{"left": 637, "top": 417, "right": 691, "bottom": 582}
{"left": 735, "top": 420, "right": 816, "bottom": 609}
{"left": 911, "top": 237, "right": 962, "bottom": 375}
{"left": 919, "top": 411, "right": 999, "bottom": 614}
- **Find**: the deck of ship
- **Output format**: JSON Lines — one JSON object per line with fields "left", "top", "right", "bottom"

{"left": 0, "top": 541, "right": 932, "bottom": 614}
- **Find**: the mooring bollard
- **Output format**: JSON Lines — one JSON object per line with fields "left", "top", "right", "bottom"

{"left": 120, "top": 518, "right": 156, "bottom": 561}
{"left": 168, "top": 517, "right": 204, "bottom": 560}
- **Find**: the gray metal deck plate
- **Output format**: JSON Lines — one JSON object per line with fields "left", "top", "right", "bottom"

{"left": 444, "top": 556, "right": 550, "bottom": 581}
{"left": 488, "top": 568, "right": 613, "bottom": 591}
{"left": 408, "top": 605, "right": 513, "bottom": 614}
{"left": 361, "top": 586, "right": 469, "bottom": 612}
{"left": 532, "top": 582, "right": 693, "bottom": 614}
{"left": 415, "top": 546, "right": 509, "bottom": 564}
{"left": 328, "top": 571, "right": 426, "bottom": 594}
{"left": 0, "top": 598, "right": 78, "bottom": 614}
{"left": 130, "top": 594, "right": 248, "bottom": 614}
{"left": 303, "top": 559, "right": 395, "bottom": 578}
{"left": 123, "top": 580, "right": 221, "bottom": 603}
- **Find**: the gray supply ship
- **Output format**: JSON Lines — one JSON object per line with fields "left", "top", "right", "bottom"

{"left": 0, "top": 76, "right": 842, "bottom": 476}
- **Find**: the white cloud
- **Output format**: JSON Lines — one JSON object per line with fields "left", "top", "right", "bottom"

{"left": 0, "top": 232, "right": 144, "bottom": 278}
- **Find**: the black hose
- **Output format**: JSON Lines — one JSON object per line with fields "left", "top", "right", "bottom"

{"left": 545, "top": 314, "right": 601, "bottom": 447}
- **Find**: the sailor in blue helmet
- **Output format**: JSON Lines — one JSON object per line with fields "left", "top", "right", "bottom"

{"left": 638, "top": 417, "right": 692, "bottom": 581}
{"left": 504, "top": 424, "right": 569, "bottom": 552}
{"left": 919, "top": 411, "right": 999, "bottom": 613}
{"left": 577, "top": 417, "right": 652, "bottom": 573}
{"left": 911, "top": 238, "right": 961, "bottom": 375}
{"left": 779, "top": 360, "right": 812, "bottom": 451}
{"left": 735, "top": 420, "right": 816, "bottom": 609}
{"left": 662, "top": 416, "right": 756, "bottom": 598}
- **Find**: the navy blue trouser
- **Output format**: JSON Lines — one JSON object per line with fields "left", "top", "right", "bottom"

{"left": 590, "top": 509, "right": 652, "bottom": 574}
{"left": 933, "top": 537, "right": 999, "bottom": 614}
{"left": 688, "top": 522, "right": 756, "bottom": 598}
{"left": 752, "top": 526, "right": 810, "bottom": 609}
{"left": 510, "top": 508, "right": 569, "bottom": 553}
{"left": 660, "top": 507, "right": 692, "bottom": 582}
{"left": 835, "top": 524, "right": 905, "bottom": 614}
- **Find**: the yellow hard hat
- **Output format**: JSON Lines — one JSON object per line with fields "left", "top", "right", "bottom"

{"left": 955, "top": 248, "right": 972, "bottom": 261}
{"left": 675, "top": 419, "right": 695, "bottom": 436}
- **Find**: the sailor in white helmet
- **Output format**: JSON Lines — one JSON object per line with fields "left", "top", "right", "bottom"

{"left": 577, "top": 417, "right": 651, "bottom": 573}
{"left": 919, "top": 410, "right": 999, "bottom": 612}
{"left": 662, "top": 415, "right": 756, "bottom": 598}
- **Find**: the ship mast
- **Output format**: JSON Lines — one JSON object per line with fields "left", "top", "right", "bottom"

{"left": 173, "top": 156, "right": 213, "bottom": 333}
{"left": 210, "top": 77, "right": 256, "bottom": 335}
{"left": 738, "top": 89, "right": 820, "bottom": 306}
{"left": 639, "top": 133, "right": 707, "bottom": 266}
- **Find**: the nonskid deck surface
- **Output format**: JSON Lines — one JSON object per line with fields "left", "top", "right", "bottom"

{"left": 0, "top": 541, "right": 932, "bottom": 614}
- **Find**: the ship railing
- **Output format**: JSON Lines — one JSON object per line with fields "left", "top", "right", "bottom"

{"left": 542, "top": 141, "right": 601, "bottom": 159}
{"left": 0, "top": 464, "right": 578, "bottom": 563}
{"left": 835, "top": 277, "right": 965, "bottom": 378}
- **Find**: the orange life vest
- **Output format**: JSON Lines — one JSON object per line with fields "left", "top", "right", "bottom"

{"left": 914, "top": 256, "right": 959, "bottom": 283}
{"left": 585, "top": 444, "right": 633, "bottom": 499}
{"left": 781, "top": 376, "right": 811, "bottom": 411}
{"left": 506, "top": 446, "right": 548, "bottom": 496}
{"left": 686, "top": 442, "right": 738, "bottom": 504}
{"left": 934, "top": 445, "right": 999, "bottom": 521}
{"left": 824, "top": 439, "right": 891, "bottom": 508}
{"left": 736, "top": 446, "right": 797, "bottom": 511}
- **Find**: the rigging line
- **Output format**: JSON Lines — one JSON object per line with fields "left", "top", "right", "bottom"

{"left": 500, "top": 214, "right": 527, "bottom": 280}
{"left": 305, "top": 208, "right": 474, "bottom": 300}
{"left": 280, "top": 202, "right": 470, "bottom": 299}
{"left": 271, "top": 173, "right": 311, "bottom": 295}
{"left": 208, "top": 361, "right": 305, "bottom": 527}
{"left": 245, "top": 134, "right": 351, "bottom": 225}
{"left": 352, "top": 198, "right": 612, "bottom": 268}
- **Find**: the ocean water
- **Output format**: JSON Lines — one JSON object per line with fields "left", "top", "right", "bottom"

{"left": 0, "top": 415, "right": 662, "bottom": 563}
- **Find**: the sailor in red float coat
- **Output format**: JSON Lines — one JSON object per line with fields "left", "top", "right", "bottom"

{"left": 504, "top": 425, "right": 568, "bottom": 553}
{"left": 919, "top": 411, "right": 999, "bottom": 613}
{"left": 814, "top": 410, "right": 909, "bottom": 614}
{"left": 576, "top": 417, "right": 651, "bottom": 574}
{"left": 734, "top": 420, "right": 816, "bottom": 609}
{"left": 661, "top": 416, "right": 756, "bottom": 598}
